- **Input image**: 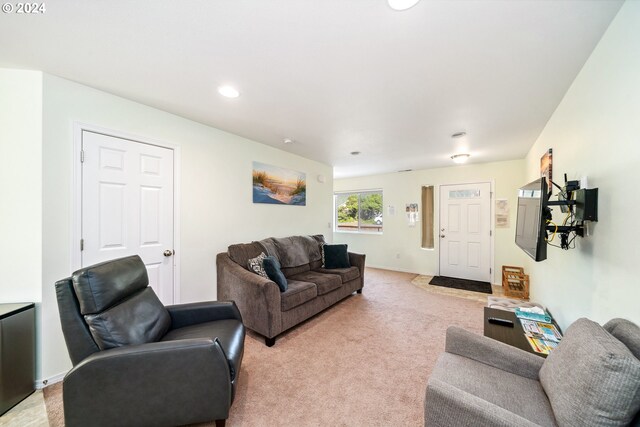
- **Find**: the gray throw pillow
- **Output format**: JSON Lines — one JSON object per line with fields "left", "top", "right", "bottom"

{"left": 247, "top": 252, "right": 268, "bottom": 278}
{"left": 539, "top": 318, "right": 640, "bottom": 427}
{"left": 84, "top": 287, "right": 170, "bottom": 350}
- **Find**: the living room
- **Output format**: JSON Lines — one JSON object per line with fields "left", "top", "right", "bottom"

{"left": 1, "top": 0, "right": 639, "bottom": 426}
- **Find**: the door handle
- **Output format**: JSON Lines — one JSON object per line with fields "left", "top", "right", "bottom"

{"left": 440, "top": 234, "right": 445, "bottom": 238}
{"left": 163, "top": 250, "right": 174, "bottom": 257}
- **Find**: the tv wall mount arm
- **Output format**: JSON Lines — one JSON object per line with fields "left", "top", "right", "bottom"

{"left": 544, "top": 174, "right": 598, "bottom": 249}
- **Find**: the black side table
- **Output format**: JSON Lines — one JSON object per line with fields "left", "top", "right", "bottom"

{"left": 483, "top": 306, "right": 547, "bottom": 357}
{"left": 0, "top": 303, "right": 36, "bottom": 415}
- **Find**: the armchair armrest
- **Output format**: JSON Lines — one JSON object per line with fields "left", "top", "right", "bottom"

{"left": 348, "top": 252, "right": 366, "bottom": 275}
{"left": 64, "top": 339, "right": 231, "bottom": 426}
{"left": 216, "top": 253, "right": 282, "bottom": 338}
{"left": 445, "top": 326, "right": 544, "bottom": 380}
{"left": 166, "top": 300, "right": 242, "bottom": 329}
{"left": 425, "top": 378, "right": 541, "bottom": 427}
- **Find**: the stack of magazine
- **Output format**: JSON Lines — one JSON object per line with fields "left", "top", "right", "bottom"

{"left": 515, "top": 308, "right": 562, "bottom": 355}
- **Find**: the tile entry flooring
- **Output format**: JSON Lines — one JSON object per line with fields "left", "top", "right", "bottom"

{"left": 0, "top": 390, "right": 49, "bottom": 427}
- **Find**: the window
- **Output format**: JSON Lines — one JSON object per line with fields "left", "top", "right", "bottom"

{"left": 421, "top": 186, "right": 434, "bottom": 249}
{"left": 448, "top": 189, "right": 481, "bottom": 198}
{"left": 335, "top": 190, "right": 383, "bottom": 233}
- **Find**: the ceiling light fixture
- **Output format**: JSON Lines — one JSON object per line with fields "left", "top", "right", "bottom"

{"left": 283, "top": 138, "right": 294, "bottom": 144}
{"left": 451, "top": 132, "right": 467, "bottom": 138}
{"left": 388, "top": 0, "right": 421, "bottom": 11}
{"left": 217, "top": 85, "right": 240, "bottom": 98}
{"left": 350, "top": 151, "right": 361, "bottom": 156}
{"left": 451, "top": 154, "right": 471, "bottom": 164}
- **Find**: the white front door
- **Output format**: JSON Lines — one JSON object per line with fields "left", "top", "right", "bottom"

{"left": 439, "top": 182, "right": 491, "bottom": 282}
{"left": 81, "top": 130, "right": 175, "bottom": 304}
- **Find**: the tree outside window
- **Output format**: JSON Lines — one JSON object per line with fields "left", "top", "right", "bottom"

{"left": 335, "top": 191, "right": 383, "bottom": 232}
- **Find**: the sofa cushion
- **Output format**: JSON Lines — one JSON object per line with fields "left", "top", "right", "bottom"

{"left": 280, "top": 280, "right": 317, "bottom": 311}
{"left": 259, "top": 235, "right": 322, "bottom": 268}
{"left": 314, "top": 266, "right": 360, "bottom": 283}
{"left": 72, "top": 255, "right": 148, "bottom": 315}
{"left": 322, "top": 244, "right": 350, "bottom": 269}
{"left": 84, "top": 287, "right": 171, "bottom": 350}
{"left": 162, "top": 319, "right": 244, "bottom": 381}
{"left": 540, "top": 318, "right": 640, "bottom": 427}
{"left": 289, "top": 271, "right": 342, "bottom": 295}
{"left": 309, "top": 259, "right": 323, "bottom": 270}
{"left": 228, "top": 242, "right": 265, "bottom": 271}
{"left": 604, "top": 318, "right": 640, "bottom": 360}
{"left": 247, "top": 252, "right": 268, "bottom": 278}
{"left": 430, "top": 352, "right": 557, "bottom": 426}
{"left": 263, "top": 256, "right": 288, "bottom": 292}
{"left": 281, "top": 263, "right": 311, "bottom": 278}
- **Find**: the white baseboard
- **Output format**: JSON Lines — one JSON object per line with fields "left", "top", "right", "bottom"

{"left": 365, "top": 263, "right": 428, "bottom": 275}
{"left": 36, "top": 371, "right": 66, "bottom": 389}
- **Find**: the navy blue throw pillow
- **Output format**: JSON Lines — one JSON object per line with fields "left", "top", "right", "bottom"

{"left": 322, "top": 244, "right": 350, "bottom": 269}
{"left": 263, "top": 256, "right": 288, "bottom": 292}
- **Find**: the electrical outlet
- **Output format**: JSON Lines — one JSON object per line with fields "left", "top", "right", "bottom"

{"left": 396, "top": 253, "right": 401, "bottom": 259}
{"left": 328, "top": 222, "right": 332, "bottom": 229}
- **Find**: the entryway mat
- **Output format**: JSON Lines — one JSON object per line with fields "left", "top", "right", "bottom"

{"left": 428, "top": 276, "right": 492, "bottom": 294}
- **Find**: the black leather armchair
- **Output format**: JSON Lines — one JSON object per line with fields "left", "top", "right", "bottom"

{"left": 56, "top": 255, "right": 245, "bottom": 427}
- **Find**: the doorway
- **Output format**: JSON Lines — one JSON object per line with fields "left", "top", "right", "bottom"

{"left": 76, "top": 128, "right": 177, "bottom": 304}
{"left": 438, "top": 182, "right": 492, "bottom": 282}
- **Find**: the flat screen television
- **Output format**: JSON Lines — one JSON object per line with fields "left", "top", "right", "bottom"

{"left": 515, "top": 177, "right": 549, "bottom": 262}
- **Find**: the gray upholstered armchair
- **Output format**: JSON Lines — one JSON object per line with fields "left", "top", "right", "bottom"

{"left": 425, "top": 318, "right": 640, "bottom": 427}
{"left": 56, "top": 255, "right": 245, "bottom": 427}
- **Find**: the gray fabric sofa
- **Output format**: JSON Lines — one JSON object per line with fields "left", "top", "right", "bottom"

{"left": 217, "top": 235, "right": 365, "bottom": 346}
{"left": 424, "top": 318, "right": 640, "bottom": 427}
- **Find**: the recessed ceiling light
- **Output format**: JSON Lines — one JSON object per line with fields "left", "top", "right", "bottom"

{"left": 283, "top": 138, "right": 294, "bottom": 144}
{"left": 388, "top": 0, "right": 420, "bottom": 11}
{"left": 451, "top": 154, "right": 471, "bottom": 164}
{"left": 217, "top": 85, "right": 240, "bottom": 98}
{"left": 350, "top": 151, "right": 361, "bottom": 156}
{"left": 451, "top": 132, "right": 467, "bottom": 139}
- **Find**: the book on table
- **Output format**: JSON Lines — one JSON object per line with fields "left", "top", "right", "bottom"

{"left": 515, "top": 307, "right": 552, "bottom": 323}
{"left": 525, "top": 335, "right": 559, "bottom": 355}
{"left": 518, "top": 317, "right": 563, "bottom": 355}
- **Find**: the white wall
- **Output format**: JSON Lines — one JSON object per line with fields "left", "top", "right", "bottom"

{"left": 333, "top": 160, "right": 528, "bottom": 280}
{"left": 37, "top": 74, "right": 333, "bottom": 381}
{"left": 0, "top": 69, "right": 43, "bottom": 303}
{"left": 524, "top": 1, "right": 640, "bottom": 329}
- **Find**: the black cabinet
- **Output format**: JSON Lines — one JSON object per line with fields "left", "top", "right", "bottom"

{"left": 0, "top": 303, "right": 35, "bottom": 415}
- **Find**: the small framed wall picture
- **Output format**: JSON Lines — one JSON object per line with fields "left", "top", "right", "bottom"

{"left": 252, "top": 162, "right": 306, "bottom": 206}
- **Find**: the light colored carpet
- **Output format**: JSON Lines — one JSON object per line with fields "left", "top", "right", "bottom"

{"left": 43, "top": 267, "right": 485, "bottom": 426}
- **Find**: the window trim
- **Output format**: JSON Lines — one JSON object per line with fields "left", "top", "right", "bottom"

{"left": 334, "top": 189, "right": 384, "bottom": 234}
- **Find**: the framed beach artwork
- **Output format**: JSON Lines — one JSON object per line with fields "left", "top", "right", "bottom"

{"left": 252, "top": 162, "right": 306, "bottom": 206}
